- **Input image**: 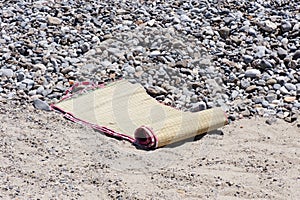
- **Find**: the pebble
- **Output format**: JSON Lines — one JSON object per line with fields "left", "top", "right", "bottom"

{"left": 284, "top": 96, "right": 296, "bottom": 103}
{"left": 279, "top": 86, "right": 289, "bottom": 95}
{"left": 263, "top": 20, "right": 277, "bottom": 32}
{"left": 266, "top": 79, "right": 277, "bottom": 85}
{"left": 245, "top": 69, "right": 261, "bottom": 78}
{"left": 284, "top": 83, "right": 296, "bottom": 91}
{"left": 259, "top": 59, "right": 273, "bottom": 69}
{"left": 47, "top": 16, "right": 62, "bottom": 25}
{"left": 277, "top": 48, "right": 288, "bottom": 59}
{"left": 191, "top": 101, "right": 207, "bottom": 112}
{"left": 243, "top": 55, "right": 254, "bottom": 64}
{"left": 0, "top": 69, "right": 14, "bottom": 77}
{"left": 266, "top": 118, "right": 277, "bottom": 125}
{"left": 33, "top": 99, "right": 51, "bottom": 111}
{"left": 245, "top": 85, "right": 257, "bottom": 93}
{"left": 281, "top": 21, "right": 292, "bottom": 33}
{"left": 292, "top": 50, "right": 300, "bottom": 60}
{"left": 219, "top": 27, "right": 230, "bottom": 39}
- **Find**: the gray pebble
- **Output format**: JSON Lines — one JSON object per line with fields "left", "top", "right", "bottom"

{"left": 281, "top": 21, "right": 292, "bottom": 32}
{"left": 284, "top": 83, "right": 296, "bottom": 91}
{"left": 279, "top": 86, "right": 289, "bottom": 94}
{"left": 292, "top": 50, "right": 300, "bottom": 60}
{"left": 231, "top": 90, "right": 239, "bottom": 99}
{"left": 245, "top": 69, "right": 261, "bottom": 78}
{"left": 0, "top": 68, "right": 14, "bottom": 77}
{"left": 260, "top": 59, "right": 273, "bottom": 69}
{"left": 262, "top": 100, "right": 269, "bottom": 108}
{"left": 191, "top": 101, "right": 207, "bottom": 112}
{"left": 273, "top": 84, "right": 281, "bottom": 90}
{"left": 243, "top": 55, "right": 254, "bottom": 64}
{"left": 124, "top": 65, "right": 135, "bottom": 74}
{"left": 277, "top": 48, "right": 288, "bottom": 59}
{"left": 33, "top": 99, "right": 51, "bottom": 111}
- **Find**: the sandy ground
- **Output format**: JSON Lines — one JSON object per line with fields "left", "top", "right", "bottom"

{"left": 0, "top": 101, "right": 299, "bottom": 200}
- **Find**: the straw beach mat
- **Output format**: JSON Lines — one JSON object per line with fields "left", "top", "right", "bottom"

{"left": 51, "top": 80, "right": 228, "bottom": 149}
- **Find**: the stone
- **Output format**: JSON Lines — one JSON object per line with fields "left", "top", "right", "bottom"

{"left": 219, "top": 26, "right": 230, "bottom": 39}
{"left": 255, "top": 46, "right": 266, "bottom": 58}
{"left": 33, "top": 99, "right": 51, "bottom": 111}
{"left": 280, "top": 86, "right": 289, "bottom": 94}
{"left": 47, "top": 16, "right": 62, "bottom": 25}
{"left": 260, "top": 59, "right": 273, "bottom": 69}
{"left": 273, "top": 84, "right": 281, "bottom": 90}
{"left": 277, "top": 48, "right": 288, "bottom": 59}
{"left": 266, "top": 79, "right": 277, "bottom": 85}
{"left": 241, "top": 109, "right": 251, "bottom": 117}
{"left": 284, "top": 96, "right": 296, "bottom": 103}
{"left": 243, "top": 55, "right": 254, "bottom": 63}
{"left": 240, "top": 79, "right": 250, "bottom": 89}
{"left": 262, "top": 100, "right": 269, "bottom": 108}
{"left": 245, "top": 69, "right": 261, "bottom": 78}
{"left": 265, "top": 94, "right": 277, "bottom": 102}
{"left": 124, "top": 65, "right": 135, "bottom": 74}
{"left": 231, "top": 90, "right": 239, "bottom": 99}
{"left": 0, "top": 69, "right": 14, "bottom": 77}
{"left": 263, "top": 20, "right": 277, "bottom": 32}
{"left": 245, "top": 85, "right": 257, "bottom": 92}
{"left": 266, "top": 118, "right": 277, "bottom": 125}
{"left": 292, "top": 50, "right": 300, "bottom": 60}
{"left": 191, "top": 101, "right": 207, "bottom": 112}
{"left": 34, "top": 64, "right": 47, "bottom": 73}
{"left": 284, "top": 83, "right": 296, "bottom": 91}
{"left": 281, "top": 21, "right": 292, "bottom": 32}
{"left": 147, "top": 86, "right": 167, "bottom": 96}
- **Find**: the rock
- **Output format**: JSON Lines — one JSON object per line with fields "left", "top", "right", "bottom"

{"left": 263, "top": 20, "right": 277, "bottom": 32}
{"left": 16, "top": 72, "right": 25, "bottom": 82}
{"left": 245, "top": 69, "right": 261, "bottom": 78}
{"left": 255, "top": 46, "right": 266, "bottom": 58}
{"left": 284, "top": 96, "right": 296, "bottom": 103}
{"left": 265, "top": 94, "right": 277, "bottom": 102}
{"left": 262, "top": 100, "right": 269, "bottom": 108}
{"left": 243, "top": 55, "right": 254, "bottom": 63}
{"left": 33, "top": 99, "right": 51, "bottom": 111}
{"left": 241, "top": 109, "right": 251, "bottom": 117}
{"left": 281, "top": 21, "right": 292, "bottom": 32}
{"left": 245, "top": 85, "right": 257, "bottom": 93}
{"left": 22, "top": 79, "right": 35, "bottom": 87}
{"left": 219, "top": 26, "right": 230, "bottom": 39}
{"left": 260, "top": 59, "right": 273, "bottom": 69}
{"left": 266, "top": 118, "right": 277, "bottom": 125}
{"left": 284, "top": 116, "right": 297, "bottom": 123}
{"left": 277, "top": 48, "right": 288, "bottom": 59}
{"left": 231, "top": 90, "right": 239, "bottom": 99}
{"left": 147, "top": 86, "right": 167, "bottom": 96}
{"left": 284, "top": 83, "right": 296, "bottom": 91}
{"left": 0, "top": 68, "right": 14, "bottom": 77}
{"left": 279, "top": 86, "right": 289, "bottom": 94}
{"left": 47, "top": 16, "right": 62, "bottom": 25}
{"left": 240, "top": 79, "right": 250, "bottom": 89}
{"left": 124, "top": 65, "right": 135, "bottom": 74}
{"left": 34, "top": 64, "right": 47, "bottom": 73}
{"left": 292, "top": 50, "right": 300, "bottom": 60}
{"left": 273, "top": 84, "right": 281, "bottom": 90}
{"left": 191, "top": 101, "right": 207, "bottom": 112}
{"left": 266, "top": 79, "right": 277, "bottom": 85}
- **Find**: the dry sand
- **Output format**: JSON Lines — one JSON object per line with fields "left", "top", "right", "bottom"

{"left": 0, "top": 101, "right": 299, "bottom": 199}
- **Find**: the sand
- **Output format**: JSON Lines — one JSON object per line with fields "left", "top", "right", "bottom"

{"left": 0, "top": 101, "right": 299, "bottom": 199}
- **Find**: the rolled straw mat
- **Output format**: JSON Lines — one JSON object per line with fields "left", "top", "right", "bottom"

{"left": 52, "top": 80, "right": 228, "bottom": 149}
